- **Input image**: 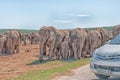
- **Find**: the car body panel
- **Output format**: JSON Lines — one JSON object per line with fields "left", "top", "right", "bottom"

{"left": 90, "top": 35, "right": 120, "bottom": 77}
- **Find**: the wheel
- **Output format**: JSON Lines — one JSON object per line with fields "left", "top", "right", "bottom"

{"left": 95, "top": 74, "right": 110, "bottom": 79}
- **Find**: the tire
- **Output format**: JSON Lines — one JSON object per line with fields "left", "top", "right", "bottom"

{"left": 95, "top": 74, "right": 110, "bottom": 79}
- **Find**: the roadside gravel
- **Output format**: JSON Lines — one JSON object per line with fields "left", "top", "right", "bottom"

{"left": 54, "top": 64, "right": 120, "bottom": 80}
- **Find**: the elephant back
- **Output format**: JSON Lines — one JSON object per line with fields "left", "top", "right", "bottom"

{"left": 112, "top": 24, "right": 120, "bottom": 37}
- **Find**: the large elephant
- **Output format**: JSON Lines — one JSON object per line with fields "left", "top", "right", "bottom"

{"left": 86, "top": 29, "right": 102, "bottom": 57}
{"left": 112, "top": 24, "right": 120, "bottom": 37}
{"left": 53, "top": 29, "right": 70, "bottom": 60}
{"left": 39, "top": 26, "right": 52, "bottom": 61}
{"left": 58, "top": 30, "right": 71, "bottom": 60}
{"left": 46, "top": 27, "right": 57, "bottom": 60}
{"left": 39, "top": 27, "right": 47, "bottom": 60}
{"left": 0, "top": 35, "right": 7, "bottom": 53}
{"left": 5, "top": 30, "right": 21, "bottom": 54}
{"left": 70, "top": 28, "right": 88, "bottom": 60}
{"left": 69, "top": 29, "right": 79, "bottom": 60}
{"left": 78, "top": 28, "right": 88, "bottom": 58}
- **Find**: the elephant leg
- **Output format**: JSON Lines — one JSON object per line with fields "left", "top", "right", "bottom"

{"left": 82, "top": 38, "right": 87, "bottom": 58}
{"left": 15, "top": 40, "right": 20, "bottom": 53}
{"left": 90, "top": 45, "right": 94, "bottom": 57}
{"left": 66, "top": 47, "right": 69, "bottom": 60}
{"left": 65, "top": 48, "right": 68, "bottom": 60}
{"left": 10, "top": 48, "right": 14, "bottom": 54}
{"left": 64, "top": 47, "right": 68, "bottom": 60}
{"left": 0, "top": 48, "right": 2, "bottom": 53}
{"left": 10, "top": 42, "right": 15, "bottom": 54}
{"left": 90, "top": 41, "right": 97, "bottom": 57}
{"left": 0, "top": 42, "right": 3, "bottom": 53}
{"left": 57, "top": 49, "right": 61, "bottom": 60}
{"left": 48, "top": 45, "right": 54, "bottom": 61}
{"left": 54, "top": 48, "right": 58, "bottom": 60}
{"left": 65, "top": 53, "right": 67, "bottom": 60}
{"left": 61, "top": 49, "right": 64, "bottom": 60}
{"left": 16, "top": 45, "right": 19, "bottom": 53}
{"left": 59, "top": 49, "right": 63, "bottom": 60}
{"left": 91, "top": 39, "right": 101, "bottom": 57}
{"left": 70, "top": 49, "right": 74, "bottom": 59}
{"left": 85, "top": 43, "right": 90, "bottom": 56}
{"left": 78, "top": 49, "right": 82, "bottom": 59}
{"left": 66, "top": 50, "right": 69, "bottom": 60}
{"left": 63, "top": 48, "right": 67, "bottom": 60}
{"left": 80, "top": 42, "right": 85, "bottom": 59}
{"left": 63, "top": 52, "right": 66, "bottom": 60}
{"left": 73, "top": 48, "right": 78, "bottom": 60}
{"left": 67, "top": 49, "right": 71, "bottom": 60}
{"left": 62, "top": 49, "right": 65, "bottom": 60}
{"left": 39, "top": 43, "right": 44, "bottom": 62}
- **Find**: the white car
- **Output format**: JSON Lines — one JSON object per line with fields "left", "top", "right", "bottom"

{"left": 90, "top": 34, "right": 120, "bottom": 79}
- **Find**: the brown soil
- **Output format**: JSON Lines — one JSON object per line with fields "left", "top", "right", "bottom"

{"left": 0, "top": 45, "right": 42, "bottom": 80}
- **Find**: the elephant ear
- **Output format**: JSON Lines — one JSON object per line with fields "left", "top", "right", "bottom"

{"left": 62, "top": 36, "right": 66, "bottom": 42}
{"left": 18, "top": 31, "right": 22, "bottom": 39}
{"left": 99, "top": 30, "right": 104, "bottom": 40}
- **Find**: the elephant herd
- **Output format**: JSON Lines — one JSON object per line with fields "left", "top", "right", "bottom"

{"left": 0, "top": 30, "right": 39, "bottom": 55}
{"left": 21, "top": 32, "right": 39, "bottom": 45}
{"left": 0, "top": 25, "right": 120, "bottom": 62}
{"left": 39, "top": 26, "right": 110, "bottom": 61}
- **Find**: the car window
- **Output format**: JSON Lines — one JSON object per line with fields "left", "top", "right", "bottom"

{"left": 110, "top": 35, "right": 120, "bottom": 44}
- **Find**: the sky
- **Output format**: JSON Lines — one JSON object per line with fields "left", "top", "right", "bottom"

{"left": 0, "top": 0, "right": 120, "bottom": 29}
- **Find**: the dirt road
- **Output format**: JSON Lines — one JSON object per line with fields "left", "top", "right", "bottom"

{"left": 55, "top": 64, "right": 120, "bottom": 80}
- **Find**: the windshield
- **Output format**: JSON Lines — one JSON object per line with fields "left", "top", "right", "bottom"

{"left": 110, "top": 35, "right": 120, "bottom": 44}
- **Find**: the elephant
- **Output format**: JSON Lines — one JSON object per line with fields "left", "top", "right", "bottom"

{"left": 112, "top": 24, "right": 120, "bottom": 38}
{"left": 95, "top": 28, "right": 109, "bottom": 45}
{"left": 78, "top": 28, "right": 88, "bottom": 58}
{"left": 21, "top": 33, "right": 31, "bottom": 45}
{"left": 75, "top": 28, "right": 88, "bottom": 59}
{"left": 58, "top": 30, "right": 71, "bottom": 60}
{"left": 45, "top": 27, "right": 57, "bottom": 60}
{"left": 30, "top": 32, "right": 40, "bottom": 45}
{"left": 85, "top": 29, "right": 102, "bottom": 57}
{"left": 69, "top": 28, "right": 88, "bottom": 60}
{"left": 0, "top": 35, "right": 7, "bottom": 53}
{"left": 53, "top": 29, "right": 70, "bottom": 60}
{"left": 5, "top": 30, "right": 21, "bottom": 54}
{"left": 69, "top": 29, "right": 79, "bottom": 60}
{"left": 39, "top": 26, "right": 70, "bottom": 61}
{"left": 39, "top": 26, "right": 52, "bottom": 61}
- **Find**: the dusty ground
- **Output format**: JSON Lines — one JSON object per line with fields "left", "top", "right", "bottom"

{"left": 0, "top": 45, "right": 41, "bottom": 80}
{"left": 2, "top": 45, "right": 120, "bottom": 80}
{"left": 55, "top": 64, "right": 120, "bottom": 80}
